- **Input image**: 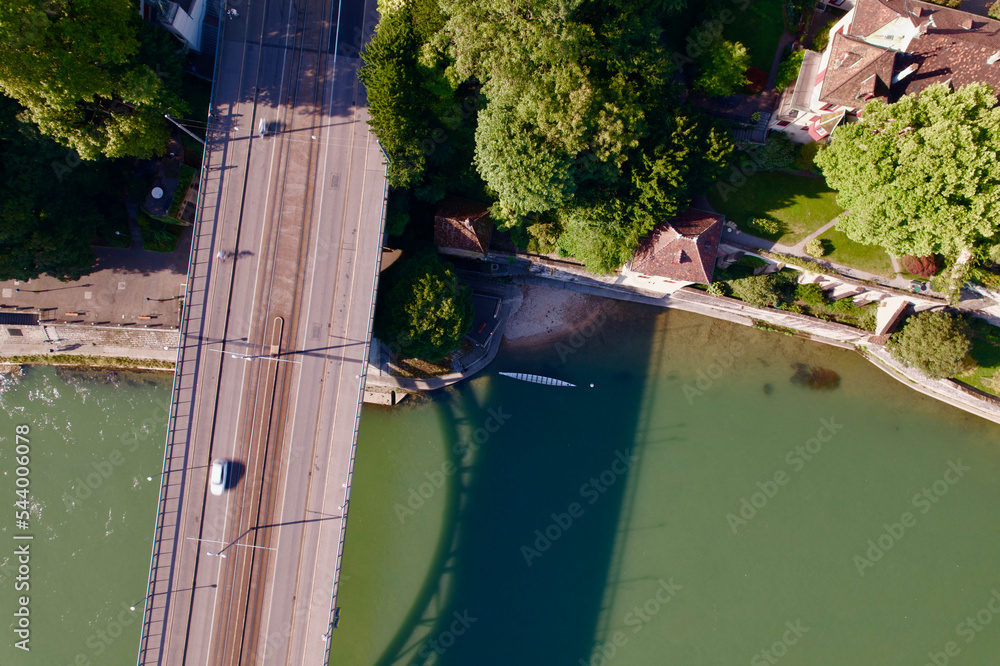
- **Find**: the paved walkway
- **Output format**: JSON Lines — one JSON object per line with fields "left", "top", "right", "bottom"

{"left": 0, "top": 228, "right": 192, "bottom": 330}
{"left": 766, "top": 32, "right": 796, "bottom": 90}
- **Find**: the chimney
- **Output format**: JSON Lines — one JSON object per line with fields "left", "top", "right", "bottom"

{"left": 891, "top": 64, "right": 919, "bottom": 84}
{"left": 989, "top": 51, "right": 1000, "bottom": 66}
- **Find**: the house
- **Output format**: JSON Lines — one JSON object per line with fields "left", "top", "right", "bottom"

{"left": 433, "top": 198, "right": 493, "bottom": 259}
{"left": 773, "top": 0, "right": 1000, "bottom": 142}
{"left": 620, "top": 209, "right": 724, "bottom": 294}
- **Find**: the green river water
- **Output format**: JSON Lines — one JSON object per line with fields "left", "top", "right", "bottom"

{"left": 2, "top": 300, "right": 1000, "bottom": 665}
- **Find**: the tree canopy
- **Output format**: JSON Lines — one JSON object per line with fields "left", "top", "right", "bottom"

{"left": 361, "top": 0, "right": 734, "bottom": 272}
{"left": 375, "top": 253, "right": 473, "bottom": 361}
{"left": 694, "top": 39, "right": 750, "bottom": 97}
{"left": 0, "top": 95, "right": 128, "bottom": 281}
{"left": 438, "top": 0, "right": 731, "bottom": 272}
{"left": 816, "top": 83, "right": 1000, "bottom": 260}
{"left": 888, "top": 310, "right": 971, "bottom": 379}
{"left": 0, "top": 0, "right": 185, "bottom": 159}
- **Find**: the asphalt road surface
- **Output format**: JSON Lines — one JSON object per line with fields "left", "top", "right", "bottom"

{"left": 138, "top": 0, "right": 386, "bottom": 662}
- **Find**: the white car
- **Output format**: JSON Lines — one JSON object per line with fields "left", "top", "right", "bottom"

{"left": 209, "top": 459, "right": 229, "bottom": 496}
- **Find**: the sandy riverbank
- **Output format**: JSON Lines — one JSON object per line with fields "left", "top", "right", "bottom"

{"left": 502, "top": 283, "right": 624, "bottom": 350}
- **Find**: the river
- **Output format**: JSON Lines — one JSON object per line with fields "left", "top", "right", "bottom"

{"left": 329, "top": 302, "right": 1000, "bottom": 666}
{"left": 2, "top": 300, "right": 999, "bottom": 665}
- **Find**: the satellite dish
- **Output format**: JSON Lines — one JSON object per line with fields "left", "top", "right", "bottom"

{"left": 151, "top": 187, "right": 164, "bottom": 199}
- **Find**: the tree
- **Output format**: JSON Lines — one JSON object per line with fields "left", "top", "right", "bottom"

{"left": 990, "top": 1, "right": 1000, "bottom": 20}
{"left": 432, "top": 0, "right": 731, "bottom": 273}
{"left": 694, "top": 40, "right": 750, "bottom": 97}
{"left": 360, "top": 6, "right": 433, "bottom": 189}
{"left": 0, "top": 95, "right": 127, "bottom": 280}
{"left": 888, "top": 311, "right": 971, "bottom": 379}
{"left": 815, "top": 83, "right": 1000, "bottom": 260}
{"left": 376, "top": 254, "right": 473, "bottom": 361}
{"left": 0, "top": 0, "right": 185, "bottom": 159}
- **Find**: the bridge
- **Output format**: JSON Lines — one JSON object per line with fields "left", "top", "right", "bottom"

{"left": 137, "top": 0, "right": 386, "bottom": 662}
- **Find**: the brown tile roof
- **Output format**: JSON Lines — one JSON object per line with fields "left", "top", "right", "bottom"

{"left": 434, "top": 198, "right": 492, "bottom": 255}
{"left": 629, "top": 209, "right": 723, "bottom": 284}
{"left": 850, "top": 0, "right": 908, "bottom": 38}
{"left": 823, "top": 0, "right": 1000, "bottom": 109}
{"left": 820, "top": 33, "right": 896, "bottom": 108}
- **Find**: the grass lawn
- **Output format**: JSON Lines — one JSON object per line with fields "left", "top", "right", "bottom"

{"left": 816, "top": 227, "right": 895, "bottom": 278}
{"left": 706, "top": 172, "right": 844, "bottom": 245}
{"left": 721, "top": 0, "right": 786, "bottom": 71}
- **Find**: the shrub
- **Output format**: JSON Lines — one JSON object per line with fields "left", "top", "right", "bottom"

{"left": 888, "top": 310, "right": 971, "bottom": 379}
{"left": 775, "top": 50, "right": 805, "bottom": 93}
{"left": 991, "top": 1, "right": 1000, "bottom": 20}
{"left": 901, "top": 255, "right": 940, "bottom": 278}
{"left": 751, "top": 111, "right": 761, "bottom": 123}
{"left": 859, "top": 305, "right": 877, "bottom": 331}
{"left": 795, "top": 283, "right": 827, "bottom": 307}
{"left": 921, "top": 0, "right": 961, "bottom": 7}
{"left": 746, "top": 217, "right": 780, "bottom": 236}
{"left": 727, "top": 272, "right": 794, "bottom": 309}
{"left": 804, "top": 238, "right": 826, "bottom": 257}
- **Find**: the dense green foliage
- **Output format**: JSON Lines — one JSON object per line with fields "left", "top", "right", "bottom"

{"left": 695, "top": 40, "right": 750, "bottom": 97}
{"left": 816, "top": 83, "right": 1000, "bottom": 260}
{"left": 991, "top": 2, "right": 1000, "bottom": 20}
{"left": 0, "top": 95, "right": 129, "bottom": 280}
{"left": 888, "top": 310, "right": 971, "bottom": 379}
{"left": 726, "top": 272, "right": 795, "bottom": 308}
{"left": 804, "top": 239, "right": 825, "bottom": 258}
{"left": 0, "top": 0, "right": 186, "bottom": 159}
{"left": 363, "top": 0, "right": 734, "bottom": 273}
{"left": 376, "top": 253, "right": 473, "bottom": 361}
{"left": 775, "top": 50, "right": 804, "bottom": 93}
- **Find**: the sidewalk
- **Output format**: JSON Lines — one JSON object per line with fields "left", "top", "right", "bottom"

{"left": 0, "top": 227, "right": 191, "bottom": 331}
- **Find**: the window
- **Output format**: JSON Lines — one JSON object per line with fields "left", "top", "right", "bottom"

{"left": 7, "top": 328, "right": 22, "bottom": 336}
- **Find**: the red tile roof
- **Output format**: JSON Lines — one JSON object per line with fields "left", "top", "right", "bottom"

{"left": 630, "top": 209, "right": 724, "bottom": 284}
{"left": 434, "top": 198, "right": 492, "bottom": 256}
{"left": 820, "top": 0, "right": 1000, "bottom": 109}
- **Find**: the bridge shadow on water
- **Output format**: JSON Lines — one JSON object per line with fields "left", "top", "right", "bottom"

{"left": 372, "top": 304, "right": 668, "bottom": 666}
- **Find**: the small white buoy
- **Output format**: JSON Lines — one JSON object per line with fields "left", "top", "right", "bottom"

{"left": 130, "top": 606, "right": 136, "bottom": 611}
{"left": 590, "top": 383, "right": 595, "bottom": 388}
{"left": 147, "top": 476, "right": 153, "bottom": 481}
